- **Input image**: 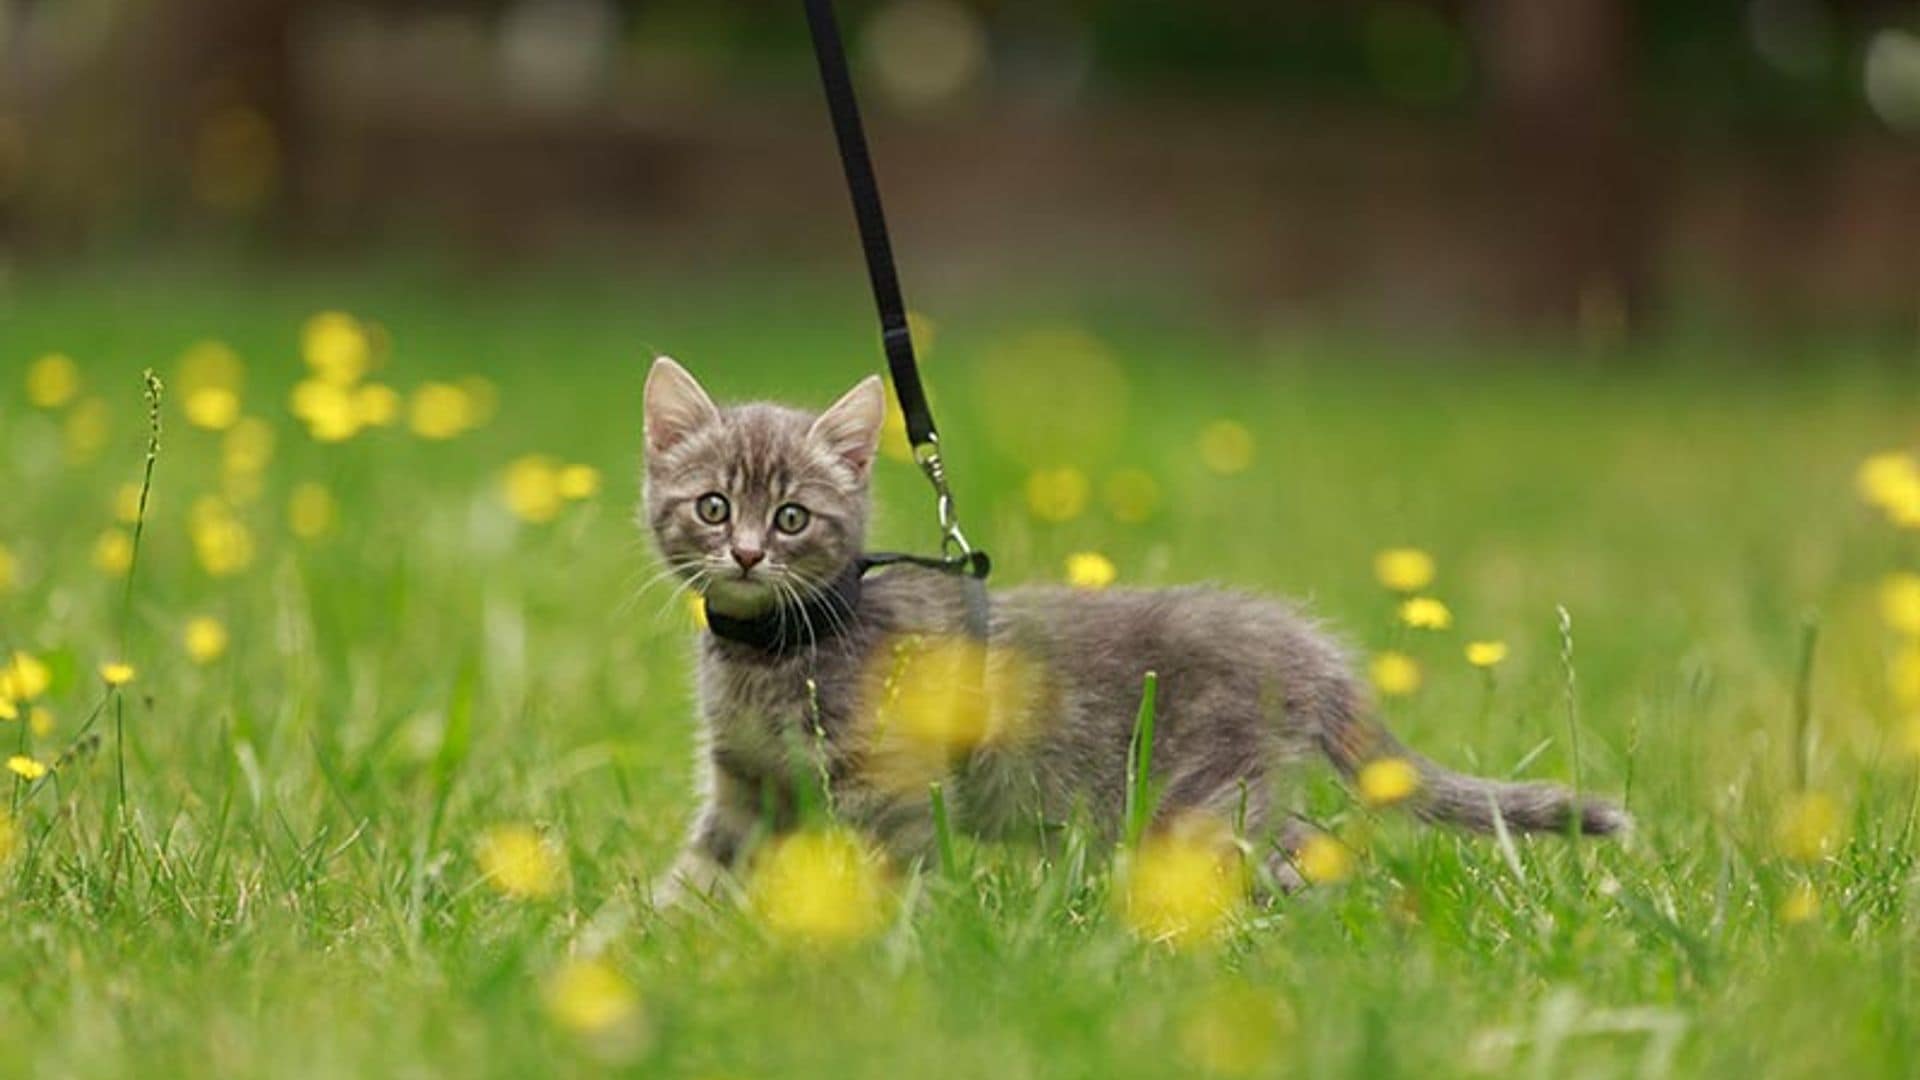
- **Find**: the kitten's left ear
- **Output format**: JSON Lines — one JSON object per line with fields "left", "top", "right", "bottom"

{"left": 808, "top": 375, "right": 886, "bottom": 479}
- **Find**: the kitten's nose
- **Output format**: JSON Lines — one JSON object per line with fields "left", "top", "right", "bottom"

{"left": 730, "top": 545, "right": 765, "bottom": 571}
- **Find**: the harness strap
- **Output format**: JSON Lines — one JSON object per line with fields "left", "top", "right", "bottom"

{"left": 705, "top": 553, "right": 990, "bottom": 656}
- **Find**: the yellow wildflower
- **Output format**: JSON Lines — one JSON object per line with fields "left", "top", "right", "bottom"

{"left": 184, "top": 616, "right": 229, "bottom": 665}
{"left": 292, "top": 379, "right": 361, "bottom": 442}
{"left": 557, "top": 464, "right": 602, "bottom": 500}
{"left": 176, "top": 339, "right": 245, "bottom": 395}
{"left": 1122, "top": 815, "right": 1245, "bottom": 946}
{"left": 302, "top": 311, "right": 371, "bottom": 385}
{"left": 1466, "top": 640, "right": 1509, "bottom": 667}
{"left": 64, "top": 398, "right": 111, "bottom": 463}
{"left": 353, "top": 383, "right": 401, "bottom": 427}
{"left": 184, "top": 386, "right": 241, "bottom": 431}
{"left": 288, "top": 483, "right": 337, "bottom": 540}
{"left": 1024, "top": 466, "right": 1090, "bottom": 523}
{"left": 750, "top": 828, "right": 889, "bottom": 946}
{"left": 1357, "top": 757, "right": 1421, "bottom": 808}
{"left": 544, "top": 958, "right": 643, "bottom": 1038}
{"left": 1856, "top": 451, "right": 1920, "bottom": 509}
{"left": 2, "top": 653, "right": 51, "bottom": 701}
{"left": 0, "top": 816, "right": 16, "bottom": 863}
{"left": 93, "top": 529, "right": 134, "bottom": 576}
{"left": 502, "top": 456, "right": 565, "bottom": 524}
{"left": 25, "top": 353, "right": 80, "bottom": 408}
{"left": 1374, "top": 548, "right": 1435, "bottom": 592}
{"left": 686, "top": 593, "right": 708, "bottom": 631}
{"left": 1879, "top": 573, "right": 1920, "bottom": 636}
{"left": 1179, "top": 984, "right": 1290, "bottom": 1076}
{"left": 223, "top": 417, "right": 275, "bottom": 474}
{"left": 1295, "top": 833, "right": 1354, "bottom": 885}
{"left": 1398, "top": 596, "right": 1452, "bottom": 630}
{"left": 1198, "top": 420, "right": 1255, "bottom": 475}
{"left": 99, "top": 661, "right": 135, "bottom": 687}
{"left": 1890, "top": 643, "right": 1920, "bottom": 709}
{"left": 476, "top": 824, "right": 566, "bottom": 900}
{"left": 0, "top": 698, "right": 14, "bottom": 722}
{"left": 408, "top": 382, "right": 475, "bottom": 440}
{"left": 28, "top": 709, "right": 53, "bottom": 738}
{"left": 6, "top": 755, "right": 47, "bottom": 780}
{"left": 1369, "top": 651, "right": 1421, "bottom": 697}
{"left": 192, "top": 512, "right": 255, "bottom": 577}
{"left": 1779, "top": 882, "right": 1820, "bottom": 925}
{"left": 1065, "top": 551, "right": 1117, "bottom": 589}
{"left": 1103, "top": 468, "right": 1162, "bottom": 523}
{"left": 1773, "top": 791, "right": 1841, "bottom": 863}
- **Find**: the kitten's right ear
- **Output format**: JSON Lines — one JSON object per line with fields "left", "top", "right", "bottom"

{"left": 644, "top": 356, "right": 721, "bottom": 455}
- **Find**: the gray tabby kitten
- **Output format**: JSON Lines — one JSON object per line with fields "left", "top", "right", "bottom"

{"left": 640, "top": 357, "right": 1626, "bottom": 903}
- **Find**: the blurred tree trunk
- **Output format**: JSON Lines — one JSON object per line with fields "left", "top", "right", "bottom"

{"left": 1477, "top": 0, "right": 1649, "bottom": 344}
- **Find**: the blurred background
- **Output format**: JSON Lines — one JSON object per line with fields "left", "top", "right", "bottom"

{"left": 3, "top": 0, "right": 1920, "bottom": 349}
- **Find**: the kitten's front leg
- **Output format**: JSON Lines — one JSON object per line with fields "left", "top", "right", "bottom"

{"left": 650, "top": 767, "right": 760, "bottom": 911}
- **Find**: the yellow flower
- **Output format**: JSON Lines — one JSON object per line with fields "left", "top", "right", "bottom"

{"left": 502, "top": 456, "right": 565, "bottom": 524}
{"left": 0, "top": 543, "right": 15, "bottom": 593}
{"left": 0, "top": 815, "right": 17, "bottom": 863}
{"left": 1369, "top": 651, "right": 1421, "bottom": 697}
{"left": 1357, "top": 757, "right": 1421, "bottom": 808}
{"left": 6, "top": 755, "right": 47, "bottom": 781}
{"left": 1879, "top": 573, "right": 1920, "bottom": 636}
{"left": 1121, "top": 814, "right": 1245, "bottom": 947}
{"left": 1294, "top": 833, "right": 1354, "bottom": 885}
{"left": 1857, "top": 451, "right": 1920, "bottom": 510}
{"left": 1374, "top": 548, "right": 1435, "bottom": 592}
{"left": 1466, "top": 640, "right": 1509, "bottom": 668}
{"left": 1024, "top": 466, "right": 1090, "bottom": 523}
{"left": 353, "top": 383, "right": 401, "bottom": 427}
{"left": 223, "top": 417, "right": 275, "bottom": 475}
{"left": 191, "top": 511, "right": 255, "bottom": 577}
{"left": 184, "top": 386, "right": 241, "bottom": 431}
{"left": 99, "top": 661, "right": 136, "bottom": 687}
{"left": 184, "top": 616, "right": 229, "bottom": 665}
{"left": 26, "top": 353, "right": 80, "bottom": 408}
{"left": 1773, "top": 791, "right": 1841, "bottom": 863}
{"left": 408, "top": 382, "right": 476, "bottom": 440}
{"left": 1197, "top": 420, "right": 1255, "bottom": 475}
{"left": 1103, "top": 468, "right": 1161, "bottom": 524}
{"left": 1890, "top": 643, "right": 1920, "bottom": 709}
{"left": 288, "top": 482, "right": 337, "bottom": 540}
{"left": 176, "top": 339, "right": 245, "bottom": 395}
{"left": 64, "top": 398, "right": 111, "bottom": 463}
{"left": 1065, "top": 551, "right": 1117, "bottom": 589}
{"left": 29, "top": 708, "right": 53, "bottom": 738}
{"left": 1179, "top": 984, "right": 1291, "bottom": 1076}
{"left": 686, "top": 593, "right": 708, "bottom": 631}
{"left": 1903, "top": 716, "right": 1920, "bottom": 761}
{"left": 558, "top": 464, "right": 602, "bottom": 500}
{"left": 93, "top": 529, "right": 134, "bottom": 576}
{"left": 476, "top": 824, "right": 566, "bottom": 900}
{"left": 291, "top": 379, "right": 362, "bottom": 442}
{"left": 750, "top": 828, "right": 890, "bottom": 946}
{"left": 302, "top": 311, "right": 371, "bottom": 385}
{"left": 1779, "top": 882, "right": 1820, "bottom": 925}
{"left": 1398, "top": 596, "right": 1452, "bottom": 630}
{"left": 544, "top": 958, "right": 642, "bottom": 1038}
{"left": 2, "top": 653, "right": 52, "bottom": 701}
{"left": 0, "top": 698, "right": 14, "bottom": 722}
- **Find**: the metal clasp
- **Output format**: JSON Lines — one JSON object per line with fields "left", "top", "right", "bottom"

{"left": 911, "top": 434, "right": 974, "bottom": 565}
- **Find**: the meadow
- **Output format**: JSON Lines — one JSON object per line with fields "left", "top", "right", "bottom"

{"left": 1, "top": 261, "right": 1918, "bottom": 1078}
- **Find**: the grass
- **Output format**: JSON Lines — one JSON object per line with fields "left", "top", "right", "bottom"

{"left": 1, "top": 260, "right": 1918, "bottom": 1077}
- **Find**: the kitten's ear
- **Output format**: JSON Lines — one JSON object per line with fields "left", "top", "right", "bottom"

{"left": 644, "top": 356, "right": 721, "bottom": 455}
{"left": 808, "top": 375, "right": 886, "bottom": 479}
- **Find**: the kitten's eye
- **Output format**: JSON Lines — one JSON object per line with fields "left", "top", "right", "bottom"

{"left": 773, "top": 503, "right": 811, "bottom": 535}
{"left": 694, "top": 493, "right": 730, "bottom": 525}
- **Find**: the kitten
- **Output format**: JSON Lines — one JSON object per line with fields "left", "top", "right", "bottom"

{"left": 640, "top": 357, "right": 1627, "bottom": 904}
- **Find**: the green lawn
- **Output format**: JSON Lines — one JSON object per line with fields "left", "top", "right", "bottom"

{"left": 1, "top": 262, "right": 1917, "bottom": 1078}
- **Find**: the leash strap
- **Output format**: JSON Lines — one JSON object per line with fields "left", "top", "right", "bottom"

{"left": 802, "top": 0, "right": 987, "bottom": 579}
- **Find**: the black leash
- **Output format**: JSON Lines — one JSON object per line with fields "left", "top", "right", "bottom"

{"left": 801, "top": 0, "right": 989, "bottom": 584}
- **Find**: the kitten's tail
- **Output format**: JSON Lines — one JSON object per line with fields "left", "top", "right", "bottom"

{"left": 1320, "top": 715, "right": 1630, "bottom": 836}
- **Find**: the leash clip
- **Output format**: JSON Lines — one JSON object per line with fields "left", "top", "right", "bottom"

{"left": 912, "top": 434, "right": 977, "bottom": 569}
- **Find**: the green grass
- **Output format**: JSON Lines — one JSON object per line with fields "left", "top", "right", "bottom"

{"left": 2, "top": 261, "right": 1918, "bottom": 1078}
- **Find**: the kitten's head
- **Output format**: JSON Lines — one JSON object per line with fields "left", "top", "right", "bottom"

{"left": 641, "top": 356, "right": 884, "bottom": 617}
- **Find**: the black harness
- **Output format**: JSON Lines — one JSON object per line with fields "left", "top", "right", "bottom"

{"left": 703, "top": 0, "right": 991, "bottom": 660}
